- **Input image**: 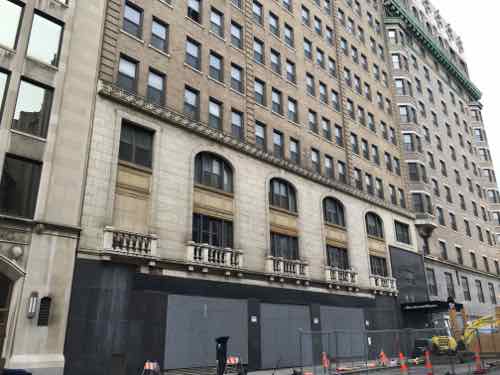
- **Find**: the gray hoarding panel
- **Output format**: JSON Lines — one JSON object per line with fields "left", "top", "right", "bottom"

{"left": 320, "top": 306, "right": 365, "bottom": 360}
{"left": 260, "top": 304, "right": 311, "bottom": 369}
{"left": 165, "top": 295, "right": 248, "bottom": 369}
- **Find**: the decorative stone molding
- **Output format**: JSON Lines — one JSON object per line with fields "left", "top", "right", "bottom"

{"left": 384, "top": 0, "right": 481, "bottom": 100}
{"left": 98, "top": 82, "right": 416, "bottom": 220}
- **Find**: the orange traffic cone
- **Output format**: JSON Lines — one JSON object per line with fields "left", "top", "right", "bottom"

{"left": 425, "top": 350, "right": 433, "bottom": 375}
{"left": 473, "top": 345, "right": 487, "bottom": 374}
{"left": 399, "top": 352, "right": 409, "bottom": 375}
{"left": 380, "top": 350, "right": 390, "bottom": 366}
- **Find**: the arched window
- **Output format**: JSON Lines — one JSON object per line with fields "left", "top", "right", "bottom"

{"left": 194, "top": 152, "right": 233, "bottom": 193}
{"left": 323, "top": 198, "right": 345, "bottom": 227}
{"left": 366, "top": 212, "right": 384, "bottom": 239}
{"left": 269, "top": 178, "right": 297, "bottom": 213}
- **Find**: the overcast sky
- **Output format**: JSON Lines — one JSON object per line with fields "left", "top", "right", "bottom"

{"left": 433, "top": 0, "right": 500, "bottom": 173}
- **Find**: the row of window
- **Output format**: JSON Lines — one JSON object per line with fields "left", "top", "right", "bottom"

{"left": 436, "top": 243, "right": 500, "bottom": 276}
{"left": 392, "top": 53, "right": 468, "bottom": 115}
{"left": 120, "top": 123, "right": 412, "bottom": 246}
{"left": 0, "top": 0, "right": 64, "bottom": 67}
{"left": 427, "top": 268, "right": 497, "bottom": 305}
{"left": 388, "top": 27, "right": 470, "bottom": 101}
{"left": 434, "top": 205, "right": 496, "bottom": 246}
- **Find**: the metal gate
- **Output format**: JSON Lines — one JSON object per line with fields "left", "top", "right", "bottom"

{"left": 164, "top": 295, "right": 248, "bottom": 369}
{"left": 260, "top": 304, "right": 312, "bottom": 369}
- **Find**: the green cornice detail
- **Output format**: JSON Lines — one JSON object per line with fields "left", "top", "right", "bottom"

{"left": 384, "top": 0, "right": 482, "bottom": 101}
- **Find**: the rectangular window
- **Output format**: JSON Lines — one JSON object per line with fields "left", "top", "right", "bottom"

{"left": 230, "top": 21, "right": 243, "bottom": 49}
{"left": 271, "top": 232, "right": 298, "bottom": 260}
{"left": 311, "top": 148, "right": 320, "bottom": 173}
{"left": 253, "top": 38, "right": 264, "bottom": 64}
{"left": 370, "top": 256, "right": 388, "bottom": 277}
{"left": 186, "top": 38, "right": 201, "bottom": 70}
{"left": 0, "top": 155, "right": 41, "bottom": 219}
{"left": 210, "top": 8, "right": 224, "bottom": 37}
{"left": 325, "top": 155, "right": 334, "bottom": 178}
{"left": 146, "top": 70, "right": 165, "bottom": 106}
{"left": 117, "top": 56, "right": 137, "bottom": 93}
{"left": 123, "top": 2, "right": 143, "bottom": 38}
{"left": 445, "top": 272, "right": 455, "bottom": 299}
{"left": 462, "top": 277, "right": 471, "bottom": 301}
{"left": 327, "top": 245, "right": 349, "bottom": 269}
{"left": 0, "top": 0, "right": 23, "bottom": 49}
{"left": 231, "top": 109, "right": 244, "bottom": 140}
{"left": 273, "top": 130, "right": 283, "bottom": 158}
{"left": 254, "top": 79, "right": 266, "bottom": 106}
{"left": 187, "top": 0, "right": 202, "bottom": 23}
{"left": 287, "top": 97, "right": 298, "bottom": 123}
{"left": 255, "top": 121, "right": 266, "bottom": 151}
{"left": 230, "top": 64, "right": 243, "bottom": 93}
{"left": 119, "top": 121, "right": 153, "bottom": 169}
{"left": 252, "top": 1, "right": 263, "bottom": 24}
{"left": 489, "top": 283, "right": 497, "bottom": 305}
{"left": 271, "top": 88, "right": 283, "bottom": 114}
{"left": 427, "top": 268, "right": 438, "bottom": 296}
{"left": 208, "top": 98, "right": 223, "bottom": 130}
{"left": 27, "top": 11, "right": 64, "bottom": 67}
{"left": 192, "top": 213, "right": 233, "bottom": 248}
{"left": 395, "top": 221, "right": 411, "bottom": 244}
{"left": 476, "top": 280, "right": 485, "bottom": 303}
{"left": 151, "top": 18, "right": 168, "bottom": 52}
{"left": 183, "top": 86, "right": 200, "bottom": 120}
{"left": 12, "top": 79, "right": 53, "bottom": 138}
{"left": 209, "top": 51, "right": 223, "bottom": 82}
{"left": 289, "top": 138, "right": 300, "bottom": 164}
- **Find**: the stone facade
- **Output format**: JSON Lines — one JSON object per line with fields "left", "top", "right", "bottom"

{"left": 385, "top": 0, "right": 500, "bottom": 319}
{"left": 0, "top": 0, "right": 106, "bottom": 373}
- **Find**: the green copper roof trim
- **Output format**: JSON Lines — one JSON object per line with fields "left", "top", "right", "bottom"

{"left": 384, "top": 0, "right": 482, "bottom": 100}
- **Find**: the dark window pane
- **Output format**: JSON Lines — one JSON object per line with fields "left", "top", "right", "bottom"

{"left": 27, "top": 13, "right": 63, "bottom": 66}
{"left": 12, "top": 80, "right": 53, "bottom": 138}
{"left": 0, "top": 155, "right": 42, "bottom": 218}
{"left": 119, "top": 122, "right": 153, "bottom": 168}
{"left": 194, "top": 152, "right": 233, "bottom": 193}
{"left": 147, "top": 71, "right": 165, "bottom": 106}
{"left": 271, "top": 232, "right": 299, "bottom": 260}
{"left": 151, "top": 20, "right": 168, "bottom": 51}
{"left": 192, "top": 213, "right": 233, "bottom": 248}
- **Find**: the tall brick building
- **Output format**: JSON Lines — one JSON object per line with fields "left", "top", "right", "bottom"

{"left": 0, "top": 0, "right": 498, "bottom": 374}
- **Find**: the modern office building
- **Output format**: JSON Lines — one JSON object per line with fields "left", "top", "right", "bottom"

{"left": 0, "top": 0, "right": 106, "bottom": 374}
{"left": 384, "top": 0, "right": 500, "bottom": 320}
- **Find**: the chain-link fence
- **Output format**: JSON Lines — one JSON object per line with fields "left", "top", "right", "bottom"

{"left": 298, "top": 328, "right": 500, "bottom": 375}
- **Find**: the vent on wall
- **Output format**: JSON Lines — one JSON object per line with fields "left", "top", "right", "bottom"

{"left": 37, "top": 297, "right": 52, "bottom": 326}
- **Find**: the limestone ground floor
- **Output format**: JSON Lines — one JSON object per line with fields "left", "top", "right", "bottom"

{"left": 63, "top": 259, "right": 404, "bottom": 375}
{"left": 0, "top": 218, "right": 78, "bottom": 375}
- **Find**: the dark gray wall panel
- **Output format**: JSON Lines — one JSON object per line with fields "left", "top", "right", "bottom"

{"left": 320, "top": 306, "right": 365, "bottom": 361}
{"left": 260, "top": 304, "right": 311, "bottom": 369}
{"left": 165, "top": 295, "right": 248, "bottom": 369}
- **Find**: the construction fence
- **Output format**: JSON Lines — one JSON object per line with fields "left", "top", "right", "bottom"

{"left": 298, "top": 328, "right": 500, "bottom": 375}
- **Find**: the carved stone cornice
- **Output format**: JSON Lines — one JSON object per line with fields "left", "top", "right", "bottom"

{"left": 98, "top": 82, "right": 416, "bottom": 220}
